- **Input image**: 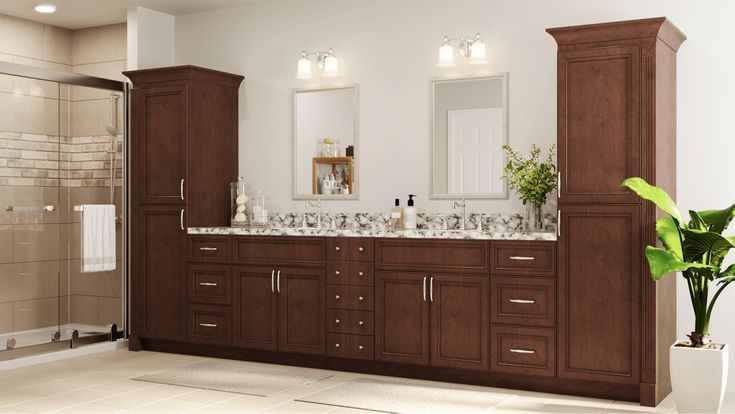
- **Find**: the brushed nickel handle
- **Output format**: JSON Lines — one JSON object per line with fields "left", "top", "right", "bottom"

{"left": 199, "top": 323, "right": 217, "bottom": 328}
{"left": 429, "top": 276, "right": 434, "bottom": 302}
{"left": 199, "top": 247, "right": 218, "bottom": 251}
{"left": 335, "top": 270, "right": 341, "bottom": 275}
{"left": 358, "top": 296, "right": 364, "bottom": 302}
{"left": 557, "top": 171, "right": 561, "bottom": 198}
{"left": 335, "top": 319, "right": 341, "bottom": 324}
{"left": 509, "top": 256, "right": 535, "bottom": 261}
{"left": 509, "top": 299, "right": 535, "bottom": 304}
{"left": 199, "top": 282, "right": 218, "bottom": 287}
{"left": 180, "top": 178, "right": 185, "bottom": 200}
{"left": 358, "top": 345, "right": 364, "bottom": 350}
{"left": 335, "top": 343, "right": 341, "bottom": 348}
{"left": 180, "top": 209, "right": 185, "bottom": 230}
{"left": 358, "top": 320, "right": 364, "bottom": 326}
{"left": 510, "top": 348, "right": 535, "bottom": 354}
{"left": 271, "top": 270, "right": 275, "bottom": 293}
{"left": 276, "top": 270, "right": 281, "bottom": 293}
{"left": 335, "top": 246, "right": 341, "bottom": 251}
{"left": 335, "top": 294, "right": 341, "bottom": 300}
{"left": 423, "top": 276, "right": 427, "bottom": 302}
{"left": 358, "top": 246, "right": 364, "bottom": 252}
{"left": 557, "top": 210, "right": 561, "bottom": 237}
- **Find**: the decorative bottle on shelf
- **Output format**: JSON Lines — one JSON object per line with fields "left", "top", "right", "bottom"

{"left": 230, "top": 177, "right": 250, "bottom": 227}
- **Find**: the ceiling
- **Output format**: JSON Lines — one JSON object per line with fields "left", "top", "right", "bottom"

{"left": 0, "top": 0, "right": 268, "bottom": 29}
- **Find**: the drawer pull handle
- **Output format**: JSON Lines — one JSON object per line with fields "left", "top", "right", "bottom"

{"left": 358, "top": 320, "right": 364, "bottom": 326}
{"left": 335, "top": 270, "right": 341, "bottom": 275}
{"left": 335, "top": 246, "right": 341, "bottom": 251}
{"left": 199, "top": 323, "right": 218, "bottom": 328}
{"left": 358, "top": 345, "right": 364, "bottom": 350}
{"left": 335, "top": 343, "right": 341, "bottom": 348}
{"left": 509, "top": 256, "right": 535, "bottom": 261}
{"left": 358, "top": 296, "right": 364, "bottom": 302}
{"left": 335, "top": 319, "right": 341, "bottom": 324}
{"left": 335, "top": 294, "right": 341, "bottom": 300}
{"left": 358, "top": 246, "right": 364, "bottom": 252}
{"left": 358, "top": 271, "right": 364, "bottom": 276}
{"left": 510, "top": 348, "right": 535, "bottom": 354}
{"left": 199, "top": 282, "right": 218, "bottom": 287}
{"left": 199, "top": 247, "right": 218, "bottom": 251}
{"left": 509, "top": 299, "right": 536, "bottom": 304}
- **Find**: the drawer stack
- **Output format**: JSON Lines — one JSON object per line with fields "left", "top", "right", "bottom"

{"left": 325, "top": 238, "right": 375, "bottom": 360}
{"left": 489, "top": 241, "right": 556, "bottom": 377}
{"left": 187, "top": 236, "right": 233, "bottom": 346}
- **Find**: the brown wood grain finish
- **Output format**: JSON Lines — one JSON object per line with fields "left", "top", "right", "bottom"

{"left": 491, "top": 241, "right": 556, "bottom": 277}
{"left": 188, "top": 304, "right": 231, "bottom": 346}
{"left": 327, "top": 238, "right": 375, "bottom": 261}
{"left": 234, "top": 236, "right": 326, "bottom": 267}
{"left": 188, "top": 236, "right": 231, "bottom": 263}
{"left": 491, "top": 326, "right": 556, "bottom": 377}
{"left": 232, "top": 266, "right": 278, "bottom": 351}
{"left": 188, "top": 265, "right": 231, "bottom": 305}
{"left": 491, "top": 277, "right": 556, "bottom": 327}
{"left": 430, "top": 274, "right": 489, "bottom": 371}
{"left": 375, "top": 239, "right": 490, "bottom": 274}
{"left": 326, "top": 261, "right": 350, "bottom": 285}
{"left": 278, "top": 268, "right": 326, "bottom": 355}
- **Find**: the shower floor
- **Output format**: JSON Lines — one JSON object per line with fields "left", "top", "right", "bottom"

{"left": 0, "top": 323, "right": 112, "bottom": 350}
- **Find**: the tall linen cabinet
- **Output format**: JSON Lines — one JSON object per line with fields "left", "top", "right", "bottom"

{"left": 124, "top": 66, "right": 243, "bottom": 348}
{"left": 547, "top": 18, "right": 685, "bottom": 406}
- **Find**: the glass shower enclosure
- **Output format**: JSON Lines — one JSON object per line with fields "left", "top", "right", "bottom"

{"left": 0, "top": 62, "right": 127, "bottom": 360}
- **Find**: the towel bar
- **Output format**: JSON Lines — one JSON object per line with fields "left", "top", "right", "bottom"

{"left": 5, "top": 205, "right": 55, "bottom": 212}
{"left": 74, "top": 205, "right": 123, "bottom": 224}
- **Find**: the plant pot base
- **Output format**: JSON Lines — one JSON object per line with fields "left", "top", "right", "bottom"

{"left": 670, "top": 342, "right": 729, "bottom": 413}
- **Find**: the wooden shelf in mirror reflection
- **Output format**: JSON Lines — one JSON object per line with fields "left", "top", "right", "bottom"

{"left": 312, "top": 156, "right": 354, "bottom": 195}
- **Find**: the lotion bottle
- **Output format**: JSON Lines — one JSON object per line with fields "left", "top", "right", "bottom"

{"left": 403, "top": 194, "right": 417, "bottom": 230}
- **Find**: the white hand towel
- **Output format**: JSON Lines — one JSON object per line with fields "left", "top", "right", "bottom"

{"left": 81, "top": 204, "right": 116, "bottom": 273}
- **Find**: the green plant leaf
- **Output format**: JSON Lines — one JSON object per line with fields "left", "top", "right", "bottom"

{"left": 656, "top": 217, "right": 683, "bottom": 260}
{"left": 689, "top": 211, "right": 708, "bottom": 231}
{"left": 698, "top": 203, "right": 735, "bottom": 234}
{"left": 620, "top": 178, "right": 683, "bottom": 224}
{"left": 645, "top": 246, "right": 716, "bottom": 281}
{"left": 719, "top": 264, "right": 735, "bottom": 278}
{"left": 681, "top": 228, "right": 735, "bottom": 263}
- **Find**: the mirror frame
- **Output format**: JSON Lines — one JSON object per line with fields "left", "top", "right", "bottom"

{"left": 292, "top": 85, "right": 360, "bottom": 200}
{"left": 429, "top": 73, "right": 509, "bottom": 200}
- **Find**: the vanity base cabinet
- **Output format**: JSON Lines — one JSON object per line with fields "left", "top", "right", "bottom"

{"left": 232, "top": 266, "right": 278, "bottom": 351}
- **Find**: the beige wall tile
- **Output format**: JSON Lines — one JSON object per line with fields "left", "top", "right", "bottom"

{"left": 11, "top": 55, "right": 71, "bottom": 72}
{"left": 0, "top": 302, "right": 12, "bottom": 333}
{"left": 97, "top": 296, "right": 122, "bottom": 326}
{"left": 13, "top": 77, "right": 59, "bottom": 100}
{"left": 69, "top": 259, "right": 121, "bottom": 297}
{"left": 0, "top": 15, "right": 44, "bottom": 60}
{"left": 13, "top": 297, "right": 59, "bottom": 331}
{"left": 70, "top": 100, "right": 99, "bottom": 137}
{"left": 97, "top": 24, "right": 126, "bottom": 62}
{"left": 74, "top": 60, "right": 126, "bottom": 82}
{"left": 43, "top": 24, "right": 72, "bottom": 65}
{"left": 13, "top": 224, "right": 60, "bottom": 262}
{"left": 71, "top": 28, "right": 98, "bottom": 65}
{"left": 0, "top": 225, "right": 12, "bottom": 263}
{"left": 69, "top": 294, "right": 97, "bottom": 325}
{"left": 0, "top": 74, "right": 13, "bottom": 94}
{"left": 0, "top": 261, "right": 59, "bottom": 302}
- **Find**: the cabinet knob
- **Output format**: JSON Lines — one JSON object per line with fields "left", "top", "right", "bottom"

{"left": 358, "top": 271, "right": 364, "bottom": 276}
{"left": 335, "top": 270, "right": 341, "bottom": 275}
{"left": 335, "top": 294, "right": 340, "bottom": 300}
{"left": 358, "top": 296, "right": 364, "bottom": 302}
{"left": 335, "top": 319, "right": 340, "bottom": 324}
{"left": 358, "top": 345, "right": 364, "bottom": 350}
{"left": 335, "top": 343, "right": 341, "bottom": 348}
{"left": 358, "top": 320, "right": 364, "bottom": 326}
{"left": 358, "top": 246, "right": 364, "bottom": 252}
{"left": 335, "top": 246, "right": 341, "bottom": 251}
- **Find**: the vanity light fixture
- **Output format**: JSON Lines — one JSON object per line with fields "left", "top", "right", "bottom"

{"left": 436, "top": 33, "right": 487, "bottom": 67}
{"left": 296, "top": 48, "right": 339, "bottom": 79}
{"left": 34, "top": 3, "right": 57, "bottom": 13}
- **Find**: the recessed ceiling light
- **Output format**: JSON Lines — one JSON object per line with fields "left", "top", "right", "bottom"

{"left": 34, "top": 4, "right": 57, "bottom": 14}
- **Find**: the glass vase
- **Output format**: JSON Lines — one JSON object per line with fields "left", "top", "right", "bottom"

{"left": 525, "top": 203, "right": 544, "bottom": 231}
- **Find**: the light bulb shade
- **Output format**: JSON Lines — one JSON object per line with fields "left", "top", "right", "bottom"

{"left": 296, "top": 57, "right": 312, "bottom": 79}
{"left": 34, "top": 3, "right": 57, "bottom": 13}
{"left": 437, "top": 43, "right": 455, "bottom": 67}
{"left": 469, "top": 40, "right": 487, "bottom": 64}
{"left": 322, "top": 55, "right": 339, "bottom": 77}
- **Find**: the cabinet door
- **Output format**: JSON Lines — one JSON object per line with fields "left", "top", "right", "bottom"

{"left": 232, "top": 266, "right": 278, "bottom": 351}
{"left": 557, "top": 46, "right": 641, "bottom": 203}
{"left": 375, "top": 271, "right": 429, "bottom": 366}
{"left": 131, "top": 206, "right": 187, "bottom": 341}
{"left": 131, "top": 84, "right": 187, "bottom": 205}
{"left": 558, "top": 204, "right": 640, "bottom": 383}
{"left": 430, "top": 274, "right": 489, "bottom": 370}
{"left": 278, "top": 267, "right": 325, "bottom": 355}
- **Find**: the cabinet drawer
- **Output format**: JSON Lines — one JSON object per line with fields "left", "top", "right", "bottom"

{"left": 350, "top": 286, "right": 374, "bottom": 311}
{"left": 376, "top": 239, "right": 490, "bottom": 273}
{"left": 491, "top": 241, "right": 555, "bottom": 277}
{"left": 234, "top": 236, "right": 325, "bottom": 267}
{"left": 351, "top": 335, "right": 374, "bottom": 360}
{"left": 490, "top": 326, "right": 555, "bottom": 377}
{"left": 351, "top": 262, "right": 374, "bottom": 286}
{"left": 327, "top": 261, "right": 351, "bottom": 285}
{"left": 326, "top": 238, "right": 375, "bottom": 261}
{"left": 327, "top": 333, "right": 351, "bottom": 358}
{"left": 188, "top": 237, "right": 231, "bottom": 263}
{"left": 352, "top": 239, "right": 375, "bottom": 262}
{"left": 326, "top": 309, "right": 350, "bottom": 334}
{"left": 188, "top": 265, "right": 231, "bottom": 305}
{"left": 491, "top": 277, "right": 555, "bottom": 327}
{"left": 350, "top": 311, "right": 374, "bottom": 335}
{"left": 326, "top": 238, "right": 353, "bottom": 261}
{"left": 327, "top": 285, "right": 350, "bottom": 309}
{"left": 189, "top": 305, "right": 231, "bottom": 346}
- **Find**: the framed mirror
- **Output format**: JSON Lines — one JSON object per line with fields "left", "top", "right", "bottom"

{"left": 293, "top": 86, "right": 359, "bottom": 200}
{"left": 430, "top": 74, "right": 508, "bottom": 199}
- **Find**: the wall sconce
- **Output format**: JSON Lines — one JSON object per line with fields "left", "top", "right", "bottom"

{"left": 296, "top": 48, "right": 339, "bottom": 79}
{"left": 436, "top": 33, "right": 487, "bottom": 67}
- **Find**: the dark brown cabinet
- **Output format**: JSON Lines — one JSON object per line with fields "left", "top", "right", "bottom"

{"left": 548, "top": 18, "right": 685, "bottom": 406}
{"left": 233, "top": 266, "right": 278, "bottom": 351}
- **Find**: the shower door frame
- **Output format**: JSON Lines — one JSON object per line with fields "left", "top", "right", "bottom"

{"left": 0, "top": 61, "right": 130, "bottom": 360}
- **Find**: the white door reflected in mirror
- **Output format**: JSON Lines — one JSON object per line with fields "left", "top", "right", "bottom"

{"left": 430, "top": 74, "right": 508, "bottom": 199}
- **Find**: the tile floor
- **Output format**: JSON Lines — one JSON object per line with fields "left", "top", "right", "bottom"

{"left": 0, "top": 348, "right": 732, "bottom": 413}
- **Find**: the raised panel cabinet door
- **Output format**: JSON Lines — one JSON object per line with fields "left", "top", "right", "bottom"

{"left": 430, "top": 274, "right": 489, "bottom": 370}
{"left": 557, "top": 46, "right": 641, "bottom": 203}
{"left": 132, "top": 206, "right": 187, "bottom": 341}
{"left": 131, "top": 84, "right": 187, "bottom": 205}
{"left": 232, "top": 266, "right": 278, "bottom": 351}
{"left": 278, "top": 267, "right": 326, "bottom": 355}
{"left": 558, "top": 204, "right": 641, "bottom": 383}
{"left": 375, "top": 271, "right": 430, "bottom": 366}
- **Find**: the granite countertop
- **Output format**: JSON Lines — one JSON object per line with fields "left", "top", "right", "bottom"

{"left": 188, "top": 226, "right": 557, "bottom": 241}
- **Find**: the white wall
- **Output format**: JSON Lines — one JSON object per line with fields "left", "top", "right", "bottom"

{"left": 174, "top": 0, "right": 735, "bottom": 390}
{"left": 127, "top": 6, "right": 174, "bottom": 70}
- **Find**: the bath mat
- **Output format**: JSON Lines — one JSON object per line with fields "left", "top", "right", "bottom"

{"left": 297, "top": 377, "right": 510, "bottom": 413}
{"left": 134, "top": 360, "right": 331, "bottom": 396}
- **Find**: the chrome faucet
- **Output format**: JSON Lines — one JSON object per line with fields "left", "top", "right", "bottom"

{"left": 305, "top": 199, "right": 322, "bottom": 229}
{"left": 453, "top": 199, "right": 467, "bottom": 230}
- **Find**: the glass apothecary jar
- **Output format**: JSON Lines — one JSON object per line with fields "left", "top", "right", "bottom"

{"left": 230, "top": 178, "right": 250, "bottom": 227}
{"left": 318, "top": 138, "right": 341, "bottom": 157}
{"left": 250, "top": 189, "right": 269, "bottom": 226}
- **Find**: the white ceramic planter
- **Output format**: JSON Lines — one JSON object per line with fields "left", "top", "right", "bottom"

{"left": 670, "top": 342, "right": 729, "bottom": 413}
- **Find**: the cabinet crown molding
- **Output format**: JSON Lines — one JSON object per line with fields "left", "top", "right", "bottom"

{"left": 546, "top": 17, "right": 686, "bottom": 51}
{"left": 124, "top": 65, "right": 245, "bottom": 87}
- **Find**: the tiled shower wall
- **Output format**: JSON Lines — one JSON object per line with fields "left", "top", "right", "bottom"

{"left": 0, "top": 14, "right": 126, "bottom": 336}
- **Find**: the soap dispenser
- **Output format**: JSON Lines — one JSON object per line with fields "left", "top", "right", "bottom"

{"left": 404, "top": 194, "right": 417, "bottom": 230}
{"left": 390, "top": 198, "right": 403, "bottom": 230}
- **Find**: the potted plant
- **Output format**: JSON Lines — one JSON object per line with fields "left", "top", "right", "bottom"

{"left": 621, "top": 177, "right": 735, "bottom": 413}
{"left": 502, "top": 144, "right": 557, "bottom": 230}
